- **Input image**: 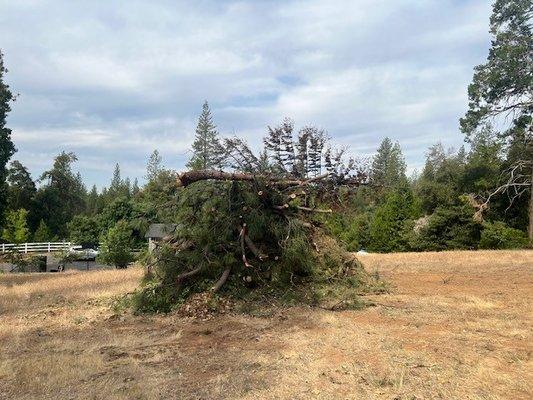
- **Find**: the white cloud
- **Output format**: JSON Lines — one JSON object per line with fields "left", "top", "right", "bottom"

{"left": 0, "top": 0, "right": 493, "bottom": 187}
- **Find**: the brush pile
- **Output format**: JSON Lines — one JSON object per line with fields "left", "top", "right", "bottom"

{"left": 135, "top": 168, "right": 380, "bottom": 313}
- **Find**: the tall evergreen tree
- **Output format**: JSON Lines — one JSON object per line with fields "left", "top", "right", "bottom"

{"left": 460, "top": 0, "right": 532, "bottom": 241}
{"left": 0, "top": 50, "right": 17, "bottom": 226}
{"left": 86, "top": 185, "right": 100, "bottom": 216}
{"left": 307, "top": 128, "right": 326, "bottom": 178}
{"left": 146, "top": 149, "right": 162, "bottom": 182}
{"left": 7, "top": 160, "right": 36, "bottom": 212}
{"left": 264, "top": 123, "right": 284, "bottom": 172}
{"left": 370, "top": 137, "right": 407, "bottom": 189}
{"left": 35, "top": 152, "right": 86, "bottom": 237}
{"left": 187, "top": 101, "right": 223, "bottom": 170}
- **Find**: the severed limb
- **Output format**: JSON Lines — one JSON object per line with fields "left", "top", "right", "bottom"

{"left": 240, "top": 224, "right": 254, "bottom": 267}
{"left": 177, "top": 266, "right": 203, "bottom": 282}
{"left": 177, "top": 170, "right": 332, "bottom": 188}
{"left": 212, "top": 267, "right": 231, "bottom": 292}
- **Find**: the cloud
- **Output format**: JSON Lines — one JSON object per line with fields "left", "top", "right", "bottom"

{"left": 0, "top": 0, "right": 492, "bottom": 186}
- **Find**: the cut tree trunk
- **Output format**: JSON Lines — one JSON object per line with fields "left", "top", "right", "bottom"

{"left": 177, "top": 170, "right": 331, "bottom": 188}
{"left": 529, "top": 169, "right": 533, "bottom": 243}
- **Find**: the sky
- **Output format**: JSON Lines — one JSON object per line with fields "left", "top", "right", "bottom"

{"left": 0, "top": 0, "right": 493, "bottom": 188}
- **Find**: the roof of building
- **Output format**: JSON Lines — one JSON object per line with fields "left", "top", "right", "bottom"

{"left": 145, "top": 223, "right": 178, "bottom": 239}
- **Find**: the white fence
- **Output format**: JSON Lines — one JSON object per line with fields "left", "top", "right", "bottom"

{"left": 0, "top": 242, "right": 81, "bottom": 254}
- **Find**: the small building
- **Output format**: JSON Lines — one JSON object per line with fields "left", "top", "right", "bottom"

{"left": 145, "top": 223, "right": 178, "bottom": 252}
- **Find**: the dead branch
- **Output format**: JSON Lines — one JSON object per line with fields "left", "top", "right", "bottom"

{"left": 296, "top": 206, "right": 333, "bottom": 213}
{"left": 177, "top": 266, "right": 203, "bottom": 282}
{"left": 244, "top": 235, "right": 268, "bottom": 260}
{"left": 212, "top": 267, "right": 231, "bottom": 292}
{"left": 239, "top": 224, "right": 253, "bottom": 268}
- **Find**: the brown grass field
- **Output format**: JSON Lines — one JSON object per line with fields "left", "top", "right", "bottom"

{"left": 0, "top": 250, "right": 532, "bottom": 400}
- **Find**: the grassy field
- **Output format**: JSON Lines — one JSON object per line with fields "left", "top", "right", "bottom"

{"left": 0, "top": 250, "right": 532, "bottom": 400}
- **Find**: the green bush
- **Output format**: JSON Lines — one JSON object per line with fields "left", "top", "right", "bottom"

{"left": 410, "top": 203, "right": 483, "bottom": 251}
{"left": 98, "top": 220, "right": 135, "bottom": 268}
{"left": 479, "top": 221, "right": 528, "bottom": 249}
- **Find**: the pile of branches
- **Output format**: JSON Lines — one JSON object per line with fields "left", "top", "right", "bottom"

{"left": 136, "top": 169, "right": 374, "bottom": 313}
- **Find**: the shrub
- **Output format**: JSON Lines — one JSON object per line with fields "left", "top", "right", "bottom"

{"left": 411, "top": 203, "right": 483, "bottom": 251}
{"left": 98, "top": 220, "right": 135, "bottom": 268}
{"left": 479, "top": 221, "right": 528, "bottom": 249}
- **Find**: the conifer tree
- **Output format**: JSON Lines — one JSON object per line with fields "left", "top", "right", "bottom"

{"left": 146, "top": 149, "right": 162, "bottom": 182}
{"left": 0, "top": 50, "right": 16, "bottom": 226}
{"left": 370, "top": 137, "right": 407, "bottom": 188}
{"left": 187, "top": 101, "right": 223, "bottom": 170}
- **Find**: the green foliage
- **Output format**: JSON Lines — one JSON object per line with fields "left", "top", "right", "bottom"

{"left": 7, "top": 160, "right": 36, "bottom": 213}
{"left": 370, "top": 137, "right": 407, "bottom": 190}
{"left": 98, "top": 220, "right": 135, "bottom": 268}
{"left": 410, "top": 202, "right": 483, "bottom": 251}
{"left": 35, "top": 152, "right": 86, "bottom": 237}
{"left": 187, "top": 101, "right": 224, "bottom": 170}
{"left": 0, "top": 51, "right": 17, "bottom": 227}
{"left": 68, "top": 215, "right": 99, "bottom": 248}
{"left": 2, "top": 208, "right": 29, "bottom": 243}
{"left": 479, "top": 221, "right": 529, "bottom": 249}
{"left": 415, "top": 144, "right": 465, "bottom": 213}
{"left": 33, "top": 219, "right": 53, "bottom": 242}
{"left": 369, "top": 185, "right": 417, "bottom": 252}
{"left": 325, "top": 211, "right": 371, "bottom": 252}
{"left": 460, "top": 0, "right": 532, "bottom": 139}
{"left": 134, "top": 180, "right": 372, "bottom": 313}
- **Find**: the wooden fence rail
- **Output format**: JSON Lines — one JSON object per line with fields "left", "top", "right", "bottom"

{"left": 0, "top": 242, "right": 81, "bottom": 254}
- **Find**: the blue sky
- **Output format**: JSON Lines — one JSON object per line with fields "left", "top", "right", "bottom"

{"left": 0, "top": 0, "right": 492, "bottom": 188}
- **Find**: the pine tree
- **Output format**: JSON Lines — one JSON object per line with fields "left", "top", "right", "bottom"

{"left": 370, "top": 137, "right": 407, "bottom": 188}
{"left": 264, "top": 124, "right": 284, "bottom": 173}
{"left": 146, "top": 149, "right": 162, "bottom": 181}
{"left": 308, "top": 128, "right": 326, "bottom": 177}
{"left": 295, "top": 128, "right": 310, "bottom": 178}
{"left": 132, "top": 178, "right": 140, "bottom": 196}
{"left": 0, "top": 51, "right": 17, "bottom": 226}
{"left": 280, "top": 118, "right": 296, "bottom": 174}
{"left": 187, "top": 101, "right": 223, "bottom": 170}
{"left": 86, "top": 185, "right": 100, "bottom": 215}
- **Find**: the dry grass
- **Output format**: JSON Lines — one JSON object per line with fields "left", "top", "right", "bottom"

{"left": 1, "top": 250, "right": 532, "bottom": 400}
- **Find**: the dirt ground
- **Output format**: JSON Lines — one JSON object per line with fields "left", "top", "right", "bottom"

{"left": 0, "top": 250, "right": 531, "bottom": 400}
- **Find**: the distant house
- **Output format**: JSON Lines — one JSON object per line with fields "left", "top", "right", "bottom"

{"left": 145, "top": 223, "right": 178, "bottom": 252}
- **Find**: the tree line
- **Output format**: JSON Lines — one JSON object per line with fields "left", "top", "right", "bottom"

{"left": 0, "top": 0, "right": 530, "bottom": 255}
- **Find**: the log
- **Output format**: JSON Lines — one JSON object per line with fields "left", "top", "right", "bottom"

{"left": 177, "top": 170, "right": 331, "bottom": 188}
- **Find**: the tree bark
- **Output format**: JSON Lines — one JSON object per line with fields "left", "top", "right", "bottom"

{"left": 176, "top": 170, "right": 331, "bottom": 187}
{"left": 529, "top": 168, "right": 533, "bottom": 244}
{"left": 212, "top": 267, "right": 231, "bottom": 292}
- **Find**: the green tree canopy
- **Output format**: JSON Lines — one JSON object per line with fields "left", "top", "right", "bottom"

{"left": 98, "top": 220, "right": 135, "bottom": 268}
{"left": 187, "top": 101, "right": 223, "bottom": 170}
{"left": 2, "top": 208, "right": 30, "bottom": 243}
{"left": 68, "top": 215, "right": 100, "bottom": 248}
{"left": 0, "top": 50, "right": 17, "bottom": 226}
